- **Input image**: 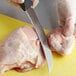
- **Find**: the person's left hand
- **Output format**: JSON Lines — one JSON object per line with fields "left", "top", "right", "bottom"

{"left": 47, "top": 0, "right": 76, "bottom": 56}
{"left": 57, "top": 0, "right": 76, "bottom": 37}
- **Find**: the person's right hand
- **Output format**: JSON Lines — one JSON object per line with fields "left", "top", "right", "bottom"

{"left": 8, "top": 0, "right": 39, "bottom": 9}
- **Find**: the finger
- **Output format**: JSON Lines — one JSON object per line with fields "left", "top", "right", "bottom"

{"left": 63, "top": 18, "right": 75, "bottom": 37}
{"left": 10, "top": 0, "right": 24, "bottom": 3}
{"left": 8, "top": 0, "right": 22, "bottom": 9}
{"left": 32, "top": 0, "right": 39, "bottom": 8}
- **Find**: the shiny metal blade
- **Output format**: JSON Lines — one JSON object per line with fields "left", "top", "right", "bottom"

{"left": 26, "top": 8, "right": 53, "bottom": 72}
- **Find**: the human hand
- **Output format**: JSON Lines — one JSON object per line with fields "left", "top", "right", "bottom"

{"left": 57, "top": 0, "right": 76, "bottom": 37}
{"left": 47, "top": 0, "right": 76, "bottom": 56}
{"left": 8, "top": 0, "right": 39, "bottom": 8}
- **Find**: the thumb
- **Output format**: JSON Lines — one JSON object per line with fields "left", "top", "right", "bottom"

{"left": 32, "top": 0, "right": 39, "bottom": 8}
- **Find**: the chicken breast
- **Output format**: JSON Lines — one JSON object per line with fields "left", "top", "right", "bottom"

{"left": 0, "top": 26, "right": 45, "bottom": 75}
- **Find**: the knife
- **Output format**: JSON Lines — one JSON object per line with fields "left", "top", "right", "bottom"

{"left": 19, "top": 0, "right": 53, "bottom": 72}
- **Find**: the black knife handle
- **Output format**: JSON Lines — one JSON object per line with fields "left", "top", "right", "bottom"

{"left": 19, "top": 0, "right": 33, "bottom": 11}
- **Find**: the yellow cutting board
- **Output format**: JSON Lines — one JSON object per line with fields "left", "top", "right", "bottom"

{"left": 0, "top": 14, "right": 76, "bottom": 76}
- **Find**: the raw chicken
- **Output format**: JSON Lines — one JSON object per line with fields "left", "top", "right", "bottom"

{"left": 48, "top": 26, "right": 76, "bottom": 55}
{"left": 0, "top": 0, "right": 76, "bottom": 75}
{"left": 0, "top": 26, "right": 45, "bottom": 75}
{"left": 0, "top": 25, "right": 75, "bottom": 75}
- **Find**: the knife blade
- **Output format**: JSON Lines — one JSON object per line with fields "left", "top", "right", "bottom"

{"left": 19, "top": 0, "right": 53, "bottom": 72}
{"left": 26, "top": 8, "right": 53, "bottom": 72}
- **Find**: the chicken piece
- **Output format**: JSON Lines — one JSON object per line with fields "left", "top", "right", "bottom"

{"left": 48, "top": 26, "right": 76, "bottom": 55}
{"left": 0, "top": 26, "right": 45, "bottom": 75}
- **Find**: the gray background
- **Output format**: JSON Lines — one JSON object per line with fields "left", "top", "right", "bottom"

{"left": 0, "top": 0, "right": 58, "bottom": 30}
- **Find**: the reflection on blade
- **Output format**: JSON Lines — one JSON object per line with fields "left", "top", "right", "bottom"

{"left": 26, "top": 8, "right": 53, "bottom": 72}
